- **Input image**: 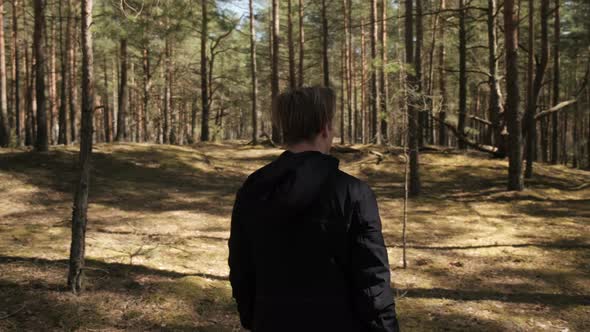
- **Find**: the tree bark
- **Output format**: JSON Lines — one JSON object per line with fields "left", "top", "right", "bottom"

{"left": 416, "top": 0, "right": 424, "bottom": 147}
{"left": 406, "top": 0, "right": 420, "bottom": 196}
{"left": 504, "top": 0, "right": 524, "bottom": 191}
{"left": 0, "top": 1, "right": 10, "bottom": 147}
{"left": 370, "top": 0, "right": 379, "bottom": 143}
{"left": 457, "top": 0, "right": 467, "bottom": 149}
{"left": 438, "top": 0, "right": 447, "bottom": 146}
{"left": 200, "top": 0, "right": 210, "bottom": 141}
{"left": 103, "top": 54, "right": 111, "bottom": 142}
{"left": 379, "top": 0, "right": 388, "bottom": 143}
{"left": 524, "top": 0, "right": 549, "bottom": 178}
{"left": 487, "top": 0, "right": 504, "bottom": 156}
{"left": 12, "top": 0, "right": 22, "bottom": 146}
{"left": 163, "top": 37, "right": 171, "bottom": 143}
{"left": 33, "top": 0, "right": 48, "bottom": 152}
{"left": 287, "top": 0, "right": 296, "bottom": 89}
{"left": 321, "top": 0, "right": 329, "bottom": 88}
{"left": 68, "top": 0, "right": 94, "bottom": 294}
{"left": 271, "top": 0, "right": 280, "bottom": 142}
{"left": 68, "top": 0, "right": 77, "bottom": 143}
{"left": 550, "top": 0, "right": 560, "bottom": 164}
{"left": 249, "top": 0, "right": 258, "bottom": 144}
{"left": 360, "top": 18, "right": 367, "bottom": 144}
{"left": 297, "top": 0, "right": 304, "bottom": 87}
{"left": 115, "top": 38, "right": 128, "bottom": 141}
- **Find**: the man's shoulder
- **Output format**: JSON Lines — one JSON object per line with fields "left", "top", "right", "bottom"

{"left": 331, "top": 169, "right": 373, "bottom": 198}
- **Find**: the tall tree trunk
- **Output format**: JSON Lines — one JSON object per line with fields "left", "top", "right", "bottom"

{"left": 416, "top": 0, "right": 423, "bottom": 147}
{"left": 68, "top": 0, "right": 94, "bottom": 294}
{"left": 24, "top": 8, "right": 33, "bottom": 146}
{"left": 321, "top": 0, "right": 329, "bottom": 88}
{"left": 12, "top": 0, "right": 22, "bottom": 146}
{"left": 379, "top": 0, "right": 388, "bottom": 143}
{"left": 103, "top": 54, "right": 111, "bottom": 142}
{"left": 58, "top": 0, "right": 68, "bottom": 144}
{"left": 142, "top": 48, "right": 150, "bottom": 142}
{"left": 115, "top": 38, "right": 127, "bottom": 141}
{"left": 550, "top": 0, "right": 560, "bottom": 164}
{"left": 438, "top": 0, "right": 447, "bottom": 146}
{"left": 249, "top": 0, "right": 258, "bottom": 144}
{"left": 406, "top": 0, "right": 420, "bottom": 196}
{"left": 34, "top": 0, "right": 48, "bottom": 151}
{"left": 48, "top": 10, "right": 57, "bottom": 145}
{"left": 340, "top": 45, "right": 345, "bottom": 144}
{"left": 200, "top": 0, "right": 209, "bottom": 141}
{"left": 360, "top": 18, "right": 367, "bottom": 144}
{"left": 370, "top": 0, "right": 379, "bottom": 143}
{"left": 287, "top": 0, "right": 296, "bottom": 89}
{"left": 166, "top": 43, "right": 174, "bottom": 144}
{"left": 457, "top": 0, "right": 467, "bottom": 149}
{"left": 524, "top": 0, "right": 549, "bottom": 178}
{"left": 67, "top": 0, "right": 77, "bottom": 143}
{"left": 0, "top": 0, "right": 10, "bottom": 147}
{"left": 426, "top": 6, "right": 439, "bottom": 145}
{"left": 271, "top": 0, "right": 280, "bottom": 142}
{"left": 343, "top": 0, "right": 352, "bottom": 143}
{"left": 298, "top": 0, "right": 304, "bottom": 87}
{"left": 504, "top": 0, "right": 524, "bottom": 191}
{"left": 487, "top": 0, "right": 504, "bottom": 156}
{"left": 163, "top": 38, "right": 171, "bottom": 143}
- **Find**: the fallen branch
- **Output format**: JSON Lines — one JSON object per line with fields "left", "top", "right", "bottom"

{"left": 368, "top": 150, "right": 384, "bottom": 164}
{"left": 0, "top": 304, "right": 26, "bottom": 320}
{"left": 428, "top": 113, "right": 504, "bottom": 157}
{"left": 332, "top": 145, "right": 362, "bottom": 153}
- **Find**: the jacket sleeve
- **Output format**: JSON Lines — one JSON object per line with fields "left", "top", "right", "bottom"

{"left": 228, "top": 188, "right": 255, "bottom": 330}
{"left": 349, "top": 183, "right": 400, "bottom": 332}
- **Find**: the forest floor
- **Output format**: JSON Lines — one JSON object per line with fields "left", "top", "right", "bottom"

{"left": 0, "top": 142, "right": 589, "bottom": 331}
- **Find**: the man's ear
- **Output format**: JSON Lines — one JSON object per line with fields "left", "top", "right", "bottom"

{"left": 320, "top": 122, "right": 331, "bottom": 138}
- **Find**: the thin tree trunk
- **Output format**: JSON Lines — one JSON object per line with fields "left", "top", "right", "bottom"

{"left": 115, "top": 38, "right": 127, "bottom": 141}
{"left": 67, "top": 0, "right": 77, "bottom": 143}
{"left": 426, "top": 6, "right": 439, "bottom": 145}
{"left": 550, "top": 0, "right": 560, "bottom": 164}
{"left": 0, "top": 0, "right": 10, "bottom": 147}
{"left": 103, "top": 54, "right": 111, "bottom": 142}
{"left": 524, "top": 0, "right": 549, "bottom": 178}
{"left": 48, "top": 10, "right": 57, "bottom": 145}
{"left": 370, "top": 0, "right": 379, "bottom": 143}
{"left": 271, "top": 0, "right": 280, "bottom": 142}
{"left": 416, "top": 0, "right": 424, "bottom": 147}
{"left": 343, "top": 0, "right": 352, "bottom": 143}
{"left": 12, "top": 0, "right": 22, "bottom": 146}
{"left": 249, "top": 0, "right": 258, "bottom": 144}
{"left": 360, "top": 18, "right": 366, "bottom": 144}
{"left": 68, "top": 0, "right": 94, "bottom": 294}
{"left": 163, "top": 38, "right": 170, "bottom": 143}
{"left": 379, "top": 0, "right": 388, "bottom": 143}
{"left": 438, "top": 0, "right": 447, "bottom": 146}
{"left": 457, "top": 0, "right": 467, "bottom": 149}
{"left": 34, "top": 0, "right": 48, "bottom": 151}
{"left": 406, "top": 0, "right": 420, "bottom": 196}
{"left": 504, "top": 0, "right": 524, "bottom": 191}
{"left": 287, "top": 0, "right": 296, "bottom": 89}
{"left": 321, "top": 0, "right": 329, "bottom": 88}
{"left": 298, "top": 0, "right": 304, "bottom": 87}
{"left": 200, "top": 0, "right": 209, "bottom": 141}
{"left": 142, "top": 48, "right": 150, "bottom": 142}
{"left": 488, "top": 0, "right": 504, "bottom": 156}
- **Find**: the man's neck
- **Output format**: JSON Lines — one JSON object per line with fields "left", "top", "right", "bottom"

{"left": 287, "top": 141, "right": 325, "bottom": 154}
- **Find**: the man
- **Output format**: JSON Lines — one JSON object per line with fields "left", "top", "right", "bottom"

{"left": 229, "top": 87, "right": 399, "bottom": 332}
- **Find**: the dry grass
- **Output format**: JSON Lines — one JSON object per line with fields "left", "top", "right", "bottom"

{"left": 0, "top": 142, "right": 588, "bottom": 331}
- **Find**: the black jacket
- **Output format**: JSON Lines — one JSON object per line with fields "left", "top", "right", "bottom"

{"left": 228, "top": 150, "right": 399, "bottom": 332}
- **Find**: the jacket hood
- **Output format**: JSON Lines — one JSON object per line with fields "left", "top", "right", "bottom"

{"left": 241, "top": 150, "right": 340, "bottom": 214}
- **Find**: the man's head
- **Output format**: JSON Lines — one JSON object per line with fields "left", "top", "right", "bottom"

{"left": 273, "top": 87, "right": 336, "bottom": 154}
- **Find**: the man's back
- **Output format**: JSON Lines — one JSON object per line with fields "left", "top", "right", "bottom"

{"left": 229, "top": 150, "right": 399, "bottom": 332}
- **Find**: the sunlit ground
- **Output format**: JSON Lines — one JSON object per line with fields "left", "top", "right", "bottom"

{"left": 0, "top": 142, "right": 588, "bottom": 331}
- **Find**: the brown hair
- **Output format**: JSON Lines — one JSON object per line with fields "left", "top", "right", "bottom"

{"left": 272, "top": 86, "right": 336, "bottom": 145}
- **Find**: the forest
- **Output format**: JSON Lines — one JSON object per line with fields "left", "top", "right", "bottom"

{"left": 0, "top": 0, "right": 589, "bottom": 331}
